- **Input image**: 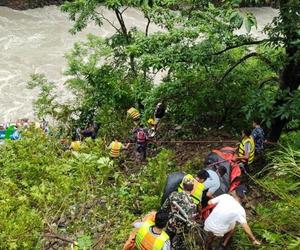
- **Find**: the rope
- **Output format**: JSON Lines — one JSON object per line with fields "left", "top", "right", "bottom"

{"left": 153, "top": 139, "right": 239, "bottom": 144}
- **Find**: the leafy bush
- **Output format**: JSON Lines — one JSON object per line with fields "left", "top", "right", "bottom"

{"left": 0, "top": 130, "right": 175, "bottom": 249}
{"left": 232, "top": 133, "right": 300, "bottom": 249}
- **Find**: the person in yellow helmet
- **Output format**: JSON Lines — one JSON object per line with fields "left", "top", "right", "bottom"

{"left": 178, "top": 170, "right": 209, "bottom": 211}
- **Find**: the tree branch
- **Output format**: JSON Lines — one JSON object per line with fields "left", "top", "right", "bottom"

{"left": 145, "top": 16, "right": 151, "bottom": 36}
{"left": 115, "top": 9, "right": 128, "bottom": 39}
{"left": 121, "top": 7, "right": 129, "bottom": 15}
{"left": 95, "top": 11, "right": 120, "bottom": 33}
{"left": 217, "top": 52, "right": 258, "bottom": 85}
{"left": 217, "top": 52, "right": 279, "bottom": 85}
{"left": 258, "top": 76, "right": 280, "bottom": 89}
{"left": 212, "top": 39, "right": 269, "bottom": 56}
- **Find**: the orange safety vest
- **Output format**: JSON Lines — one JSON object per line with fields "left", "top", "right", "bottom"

{"left": 238, "top": 136, "right": 255, "bottom": 164}
{"left": 135, "top": 221, "right": 169, "bottom": 250}
{"left": 110, "top": 141, "right": 123, "bottom": 158}
{"left": 127, "top": 107, "right": 140, "bottom": 120}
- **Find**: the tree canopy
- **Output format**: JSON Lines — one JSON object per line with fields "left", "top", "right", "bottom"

{"left": 28, "top": 0, "right": 300, "bottom": 141}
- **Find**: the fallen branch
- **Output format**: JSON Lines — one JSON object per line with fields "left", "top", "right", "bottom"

{"left": 43, "top": 233, "right": 75, "bottom": 244}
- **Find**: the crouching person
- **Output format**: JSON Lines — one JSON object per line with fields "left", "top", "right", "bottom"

{"left": 204, "top": 185, "right": 260, "bottom": 250}
{"left": 123, "top": 210, "right": 170, "bottom": 250}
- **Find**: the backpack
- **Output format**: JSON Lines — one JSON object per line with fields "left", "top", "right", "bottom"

{"left": 137, "top": 129, "right": 146, "bottom": 143}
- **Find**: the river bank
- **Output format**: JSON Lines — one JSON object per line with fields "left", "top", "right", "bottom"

{"left": 0, "top": 5, "right": 277, "bottom": 121}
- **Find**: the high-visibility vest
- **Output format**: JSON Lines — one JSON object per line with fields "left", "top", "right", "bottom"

{"left": 238, "top": 136, "right": 255, "bottom": 164}
{"left": 178, "top": 174, "right": 205, "bottom": 205}
{"left": 110, "top": 141, "right": 123, "bottom": 158}
{"left": 70, "top": 141, "right": 81, "bottom": 151}
{"left": 135, "top": 221, "right": 169, "bottom": 250}
{"left": 127, "top": 107, "right": 140, "bottom": 120}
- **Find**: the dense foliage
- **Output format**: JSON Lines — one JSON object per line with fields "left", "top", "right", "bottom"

{"left": 1, "top": 128, "right": 299, "bottom": 249}
{"left": 232, "top": 134, "right": 300, "bottom": 249}
{"left": 16, "top": 1, "right": 300, "bottom": 249}
{"left": 0, "top": 128, "right": 176, "bottom": 249}
{"left": 27, "top": 0, "right": 299, "bottom": 142}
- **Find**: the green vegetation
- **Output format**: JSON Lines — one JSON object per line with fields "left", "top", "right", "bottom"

{"left": 2, "top": 0, "right": 300, "bottom": 249}
{"left": 232, "top": 135, "right": 300, "bottom": 249}
{"left": 28, "top": 0, "right": 299, "bottom": 141}
{"left": 1, "top": 129, "right": 300, "bottom": 249}
{"left": 0, "top": 129, "right": 176, "bottom": 249}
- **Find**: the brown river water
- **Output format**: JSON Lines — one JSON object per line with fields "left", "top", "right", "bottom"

{"left": 0, "top": 6, "right": 278, "bottom": 121}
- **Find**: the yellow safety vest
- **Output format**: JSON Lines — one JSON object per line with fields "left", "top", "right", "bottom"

{"left": 70, "top": 141, "right": 81, "bottom": 151}
{"left": 178, "top": 174, "right": 205, "bottom": 205}
{"left": 238, "top": 137, "right": 255, "bottom": 164}
{"left": 110, "top": 141, "right": 123, "bottom": 158}
{"left": 127, "top": 107, "right": 140, "bottom": 120}
{"left": 135, "top": 221, "right": 169, "bottom": 250}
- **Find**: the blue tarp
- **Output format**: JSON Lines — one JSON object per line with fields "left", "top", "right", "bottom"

{"left": 0, "top": 130, "right": 21, "bottom": 140}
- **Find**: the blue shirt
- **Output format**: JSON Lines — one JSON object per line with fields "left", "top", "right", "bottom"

{"left": 251, "top": 127, "right": 264, "bottom": 153}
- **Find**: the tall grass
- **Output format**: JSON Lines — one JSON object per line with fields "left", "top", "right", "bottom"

{"left": 233, "top": 140, "right": 300, "bottom": 249}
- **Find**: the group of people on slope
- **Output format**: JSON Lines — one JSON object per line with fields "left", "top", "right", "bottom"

{"left": 124, "top": 120, "right": 265, "bottom": 250}
{"left": 108, "top": 102, "right": 166, "bottom": 162}
{"left": 0, "top": 118, "right": 51, "bottom": 142}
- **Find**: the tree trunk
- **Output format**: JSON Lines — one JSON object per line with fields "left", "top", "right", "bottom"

{"left": 269, "top": 2, "right": 300, "bottom": 141}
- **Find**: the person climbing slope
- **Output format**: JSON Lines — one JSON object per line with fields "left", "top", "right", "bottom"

{"left": 127, "top": 107, "right": 141, "bottom": 122}
{"left": 70, "top": 135, "right": 81, "bottom": 151}
{"left": 251, "top": 119, "right": 265, "bottom": 154}
{"left": 108, "top": 137, "right": 129, "bottom": 159}
{"left": 154, "top": 102, "right": 166, "bottom": 131}
{"left": 133, "top": 124, "right": 149, "bottom": 161}
{"left": 204, "top": 185, "right": 261, "bottom": 250}
{"left": 235, "top": 129, "right": 255, "bottom": 170}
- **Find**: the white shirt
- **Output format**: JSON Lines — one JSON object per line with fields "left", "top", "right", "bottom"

{"left": 204, "top": 194, "right": 247, "bottom": 236}
{"left": 204, "top": 170, "right": 220, "bottom": 195}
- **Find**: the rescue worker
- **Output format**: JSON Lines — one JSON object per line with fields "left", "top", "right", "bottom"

{"left": 204, "top": 166, "right": 227, "bottom": 198}
{"left": 78, "top": 123, "right": 99, "bottom": 140}
{"left": 108, "top": 137, "right": 129, "bottom": 159}
{"left": 204, "top": 185, "right": 261, "bottom": 250}
{"left": 135, "top": 209, "right": 171, "bottom": 250}
{"left": 236, "top": 129, "right": 255, "bottom": 170}
{"left": 178, "top": 170, "right": 209, "bottom": 210}
{"left": 133, "top": 125, "right": 149, "bottom": 161}
{"left": 251, "top": 119, "right": 265, "bottom": 154}
{"left": 161, "top": 176, "right": 197, "bottom": 249}
{"left": 127, "top": 107, "right": 141, "bottom": 121}
{"left": 202, "top": 166, "right": 227, "bottom": 206}
{"left": 154, "top": 102, "right": 166, "bottom": 131}
{"left": 70, "top": 135, "right": 81, "bottom": 151}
